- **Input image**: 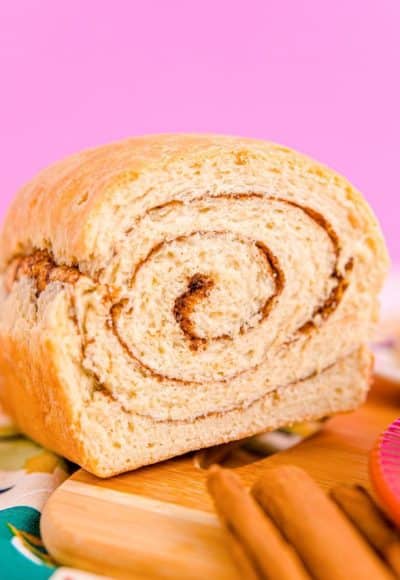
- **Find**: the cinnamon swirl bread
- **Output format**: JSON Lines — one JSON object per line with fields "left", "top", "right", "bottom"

{"left": 0, "top": 135, "right": 388, "bottom": 476}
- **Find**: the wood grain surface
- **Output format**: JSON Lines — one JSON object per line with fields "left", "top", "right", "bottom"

{"left": 41, "top": 377, "right": 400, "bottom": 579}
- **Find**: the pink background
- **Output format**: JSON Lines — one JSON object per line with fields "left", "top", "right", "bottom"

{"left": 0, "top": 1, "right": 398, "bottom": 261}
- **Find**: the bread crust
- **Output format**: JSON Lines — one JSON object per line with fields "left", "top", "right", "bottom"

{"left": 0, "top": 134, "right": 389, "bottom": 476}
{"left": 0, "top": 323, "right": 85, "bottom": 466}
{"left": 0, "top": 134, "right": 387, "bottom": 270}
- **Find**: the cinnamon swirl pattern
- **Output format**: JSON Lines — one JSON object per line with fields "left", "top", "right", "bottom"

{"left": 0, "top": 135, "right": 388, "bottom": 476}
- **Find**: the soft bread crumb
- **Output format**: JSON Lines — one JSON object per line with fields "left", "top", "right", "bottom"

{"left": 0, "top": 135, "right": 388, "bottom": 476}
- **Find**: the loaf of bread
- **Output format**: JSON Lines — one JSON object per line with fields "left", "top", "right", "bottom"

{"left": 0, "top": 135, "right": 388, "bottom": 476}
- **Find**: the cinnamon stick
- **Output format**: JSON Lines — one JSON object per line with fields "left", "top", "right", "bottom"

{"left": 331, "top": 485, "right": 400, "bottom": 576}
{"left": 207, "top": 465, "right": 310, "bottom": 580}
{"left": 194, "top": 440, "right": 245, "bottom": 469}
{"left": 252, "top": 465, "right": 394, "bottom": 580}
{"left": 226, "top": 533, "right": 260, "bottom": 580}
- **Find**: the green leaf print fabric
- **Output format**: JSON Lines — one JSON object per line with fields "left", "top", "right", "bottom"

{"left": 0, "top": 405, "right": 104, "bottom": 580}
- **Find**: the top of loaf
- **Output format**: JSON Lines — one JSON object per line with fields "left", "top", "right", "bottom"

{"left": 0, "top": 133, "right": 388, "bottom": 275}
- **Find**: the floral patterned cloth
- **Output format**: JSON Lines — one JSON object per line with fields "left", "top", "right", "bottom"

{"left": 0, "top": 411, "right": 104, "bottom": 579}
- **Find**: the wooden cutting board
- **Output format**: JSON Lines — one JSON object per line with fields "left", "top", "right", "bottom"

{"left": 41, "top": 377, "right": 400, "bottom": 579}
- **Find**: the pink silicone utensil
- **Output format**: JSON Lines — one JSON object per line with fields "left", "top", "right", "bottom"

{"left": 370, "top": 417, "right": 400, "bottom": 527}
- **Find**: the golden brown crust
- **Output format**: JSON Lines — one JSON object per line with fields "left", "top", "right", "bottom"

{"left": 0, "top": 134, "right": 389, "bottom": 476}
{"left": 0, "top": 323, "right": 86, "bottom": 467}
{"left": 0, "top": 134, "right": 387, "bottom": 270}
{"left": 1, "top": 135, "right": 270, "bottom": 267}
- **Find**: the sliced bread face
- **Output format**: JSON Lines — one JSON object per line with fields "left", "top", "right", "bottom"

{"left": 0, "top": 135, "right": 388, "bottom": 476}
